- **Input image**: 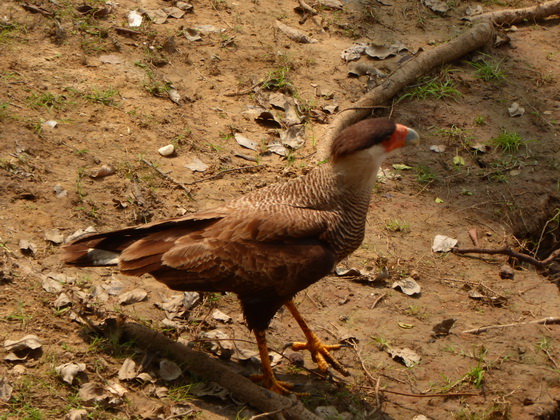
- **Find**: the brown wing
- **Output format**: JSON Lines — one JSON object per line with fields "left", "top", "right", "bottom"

{"left": 62, "top": 210, "right": 227, "bottom": 266}
{"left": 134, "top": 206, "right": 337, "bottom": 331}
{"left": 119, "top": 204, "right": 337, "bottom": 293}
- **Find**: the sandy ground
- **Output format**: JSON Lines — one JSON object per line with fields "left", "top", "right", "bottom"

{"left": 1, "top": 0, "right": 560, "bottom": 418}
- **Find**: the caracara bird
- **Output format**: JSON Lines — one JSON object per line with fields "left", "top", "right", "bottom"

{"left": 63, "top": 118, "right": 419, "bottom": 394}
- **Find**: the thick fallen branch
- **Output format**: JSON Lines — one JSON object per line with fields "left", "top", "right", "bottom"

{"left": 463, "top": 317, "right": 560, "bottom": 334}
{"left": 321, "top": 21, "right": 494, "bottom": 156}
{"left": 120, "top": 322, "right": 321, "bottom": 420}
{"left": 452, "top": 246, "right": 560, "bottom": 269}
{"left": 469, "top": 0, "right": 560, "bottom": 25}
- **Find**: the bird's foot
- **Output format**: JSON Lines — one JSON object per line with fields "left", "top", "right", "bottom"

{"left": 289, "top": 335, "right": 350, "bottom": 377}
{"left": 250, "top": 373, "right": 307, "bottom": 396}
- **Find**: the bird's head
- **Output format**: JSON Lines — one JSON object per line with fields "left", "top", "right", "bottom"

{"left": 330, "top": 118, "right": 419, "bottom": 188}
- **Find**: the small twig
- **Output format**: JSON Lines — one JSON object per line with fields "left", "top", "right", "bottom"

{"left": 298, "top": 0, "right": 317, "bottom": 15}
{"left": 140, "top": 159, "right": 192, "bottom": 196}
{"left": 452, "top": 246, "right": 560, "bottom": 270}
{"left": 370, "top": 292, "right": 387, "bottom": 309}
{"left": 224, "top": 80, "right": 266, "bottom": 97}
{"left": 374, "top": 377, "right": 381, "bottom": 409}
{"left": 351, "top": 343, "right": 377, "bottom": 384}
{"left": 382, "top": 388, "right": 478, "bottom": 398}
{"left": 462, "top": 317, "right": 560, "bottom": 334}
{"left": 543, "top": 348, "right": 560, "bottom": 370}
{"left": 184, "top": 164, "right": 266, "bottom": 186}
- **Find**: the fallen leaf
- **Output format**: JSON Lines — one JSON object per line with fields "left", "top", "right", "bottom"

{"left": 280, "top": 125, "right": 305, "bottom": 150}
{"left": 453, "top": 155, "right": 465, "bottom": 166}
{"left": 168, "top": 89, "right": 181, "bottom": 104}
{"left": 430, "top": 144, "right": 446, "bottom": 153}
{"left": 107, "top": 381, "right": 127, "bottom": 397}
{"left": 4, "top": 335, "right": 42, "bottom": 352}
{"left": 212, "top": 309, "right": 232, "bottom": 323}
{"left": 432, "top": 235, "right": 458, "bottom": 252}
{"left": 317, "top": 0, "right": 343, "bottom": 9}
{"left": 0, "top": 377, "right": 13, "bottom": 402}
{"left": 422, "top": 0, "right": 449, "bottom": 14}
{"left": 255, "top": 111, "right": 282, "bottom": 128}
{"left": 103, "top": 279, "right": 124, "bottom": 296}
{"left": 65, "top": 409, "right": 88, "bottom": 420}
{"left": 191, "top": 382, "right": 231, "bottom": 400}
{"left": 54, "top": 292, "right": 72, "bottom": 308}
{"left": 183, "top": 291, "right": 200, "bottom": 310}
{"left": 4, "top": 335, "right": 43, "bottom": 361}
{"left": 159, "top": 359, "right": 182, "bottom": 381}
{"left": 340, "top": 43, "right": 367, "bottom": 61}
{"left": 41, "top": 276, "right": 63, "bottom": 294}
{"left": 200, "top": 330, "right": 234, "bottom": 359}
{"left": 66, "top": 226, "right": 96, "bottom": 242}
{"left": 41, "top": 120, "right": 57, "bottom": 130}
{"left": 267, "top": 143, "right": 288, "bottom": 156}
{"left": 56, "top": 362, "right": 86, "bottom": 384}
{"left": 118, "top": 358, "right": 138, "bottom": 381}
{"left": 392, "top": 277, "right": 421, "bottom": 296}
{"left": 387, "top": 347, "right": 421, "bottom": 367}
{"left": 183, "top": 28, "right": 202, "bottom": 41}
{"left": 78, "top": 382, "right": 110, "bottom": 404}
{"left": 162, "top": 7, "right": 185, "bottom": 19}
{"left": 176, "top": 2, "right": 194, "bottom": 12}
{"left": 234, "top": 133, "right": 258, "bottom": 151}
{"left": 19, "top": 239, "right": 37, "bottom": 255}
{"left": 364, "top": 41, "right": 408, "bottom": 59}
{"left": 465, "top": 5, "right": 483, "bottom": 16}
{"left": 184, "top": 157, "right": 208, "bottom": 172}
{"left": 434, "top": 197, "right": 444, "bottom": 203}
{"left": 398, "top": 322, "right": 414, "bottom": 329}
{"left": 471, "top": 143, "right": 490, "bottom": 153}
{"left": 44, "top": 229, "right": 64, "bottom": 244}
{"left": 392, "top": 163, "right": 412, "bottom": 170}
{"left": 90, "top": 163, "right": 116, "bottom": 178}
{"left": 118, "top": 288, "right": 148, "bottom": 305}
{"left": 141, "top": 8, "right": 169, "bottom": 24}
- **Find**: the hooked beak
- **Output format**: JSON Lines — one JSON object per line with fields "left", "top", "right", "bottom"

{"left": 383, "top": 124, "right": 420, "bottom": 153}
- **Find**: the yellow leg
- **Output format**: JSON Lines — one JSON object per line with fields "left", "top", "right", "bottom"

{"left": 250, "top": 330, "right": 296, "bottom": 395}
{"left": 285, "top": 300, "right": 349, "bottom": 376}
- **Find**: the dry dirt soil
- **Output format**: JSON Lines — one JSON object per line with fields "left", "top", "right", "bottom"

{"left": 1, "top": 0, "right": 560, "bottom": 419}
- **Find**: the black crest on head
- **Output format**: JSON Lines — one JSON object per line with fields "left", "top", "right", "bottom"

{"left": 330, "top": 118, "right": 396, "bottom": 161}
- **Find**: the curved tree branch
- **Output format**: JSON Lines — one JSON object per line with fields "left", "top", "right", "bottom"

{"left": 120, "top": 322, "right": 322, "bottom": 420}
{"left": 469, "top": 0, "right": 560, "bottom": 25}
{"left": 320, "top": 21, "right": 494, "bottom": 157}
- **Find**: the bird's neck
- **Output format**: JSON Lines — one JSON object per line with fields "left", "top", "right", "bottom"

{"left": 330, "top": 150, "right": 386, "bottom": 195}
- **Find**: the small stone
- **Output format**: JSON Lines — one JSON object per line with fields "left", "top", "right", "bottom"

{"left": 499, "top": 264, "right": 514, "bottom": 279}
{"left": 158, "top": 144, "right": 175, "bottom": 157}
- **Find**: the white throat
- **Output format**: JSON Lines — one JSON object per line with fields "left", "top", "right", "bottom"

{"left": 332, "top": 144, "right": 388, "bottom": 191}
